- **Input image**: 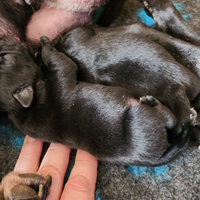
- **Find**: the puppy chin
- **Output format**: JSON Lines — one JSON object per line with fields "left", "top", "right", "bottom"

{"left": 26, "top": 7, "right": 91, "bottom": 47}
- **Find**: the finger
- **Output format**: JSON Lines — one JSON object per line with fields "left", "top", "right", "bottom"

{"left": 14, "top": 135, "right": 43, "bottom": 173}
{"left": 38, "top": 143, "right": 71, "bottom": 200}
{"left": 61, "top": 150, "right": 98, "bottom": 200}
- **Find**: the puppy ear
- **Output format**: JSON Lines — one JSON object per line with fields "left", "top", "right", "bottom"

{"left": 13, "top": 85, "right": 34, "bottom": 108}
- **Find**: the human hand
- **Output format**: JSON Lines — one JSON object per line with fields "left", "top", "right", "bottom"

{"left": 14, "top": 135, "right": 98, "bottom": 200}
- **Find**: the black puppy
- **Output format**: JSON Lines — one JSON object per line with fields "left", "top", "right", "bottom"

{"left": 0, "top": 0, "right": 198, "bottom": 199}
{"left": 56, "top": 24, "right": 200, "bottom": 142}
{"left": 0, "top": 35, "right": 194, "bottom": 200}
{"left": 55, "top": 0, "right": 200, "bottom": 143}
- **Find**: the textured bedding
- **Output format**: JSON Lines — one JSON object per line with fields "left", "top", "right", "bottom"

{"left": 1, "top": 1, "right": 200, "bottom": 199}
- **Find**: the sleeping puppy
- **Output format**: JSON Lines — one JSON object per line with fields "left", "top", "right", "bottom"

{"left": 56, "top": 24, "right": 200, "bottom": 142}
{"left": 0, "top": 36, "right": 194, "bottom": 200}
{"left": 0, "top": 0, "right": 199, "bottom": 199}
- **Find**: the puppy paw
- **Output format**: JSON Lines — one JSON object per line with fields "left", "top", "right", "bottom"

{"left": 190, "top": 111, "right": 200, "bottom": 145}
{"left": 190, "top": 107, "right": 197, "bottom": 126}
{"left": 0, "top": 172, "right": 51, "bottom": 200}
{"left": 168, "top": 108, "right": 197, "bottom": 143}
{"left": 139, "top": 95, "right": 159, "bottom": 107}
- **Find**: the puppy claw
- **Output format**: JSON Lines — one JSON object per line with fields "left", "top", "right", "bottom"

{"left": 38, "top": 184, "right": 45, "bottom": 200}
{"left": 139, "top": 95, "right": 158, "bottom": 107}
{"left": 38, "top": 175, "right": 52, "bottom": 200}
{"left": 190, "top": 108, "right": 197, "bottom": 126}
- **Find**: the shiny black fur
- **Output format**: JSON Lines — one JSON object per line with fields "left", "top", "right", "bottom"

{"left": 0, "top": 0, "right": 198, "bottom": 171}
{"left": 0, "top": 35, "right": 187, "bottom": 167}
{"left": 138, "top": 0, "right": 200, "bottom": 45}
{"left": 1, "top": 35, "right": 195, "bottom": 200}
{"left": 56, "top": 24, "right": 200, "bottom": 142}
{"left": 54, "top": 0, "right": 200, "bottom": 144}
{"left": 1, "top": 0, "right": 200, "bottom": 199}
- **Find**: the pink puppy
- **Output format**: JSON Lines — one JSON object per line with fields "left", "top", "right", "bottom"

{"left": 25, "top": 0, "right": 106, "bottom": 47}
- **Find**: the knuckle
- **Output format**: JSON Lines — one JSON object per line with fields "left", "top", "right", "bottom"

{"left": 67, "top": 175, "right": 91, "bottom": 193}
{"left": 39, "top": 165, "right": 63, "bottom": 180}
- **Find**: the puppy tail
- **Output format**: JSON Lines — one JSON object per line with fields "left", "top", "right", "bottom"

{"left": 159, "top": 123, "right": 192, "bottom": 165}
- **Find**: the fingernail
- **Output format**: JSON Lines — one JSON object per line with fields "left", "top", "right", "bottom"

{"left": 24, "top": 135, "right": 36, "bottom": 144}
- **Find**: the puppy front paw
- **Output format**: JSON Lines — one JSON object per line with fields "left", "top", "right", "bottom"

{"left": 0, "top": 172, "right": 51, "bottom": 200}
{"left": 139, "top": 95, "right": 159, "bottom": 107}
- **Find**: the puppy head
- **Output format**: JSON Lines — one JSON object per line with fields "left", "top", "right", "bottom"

{"left": 0, "top": 36, "right": 43, "bottom": 111}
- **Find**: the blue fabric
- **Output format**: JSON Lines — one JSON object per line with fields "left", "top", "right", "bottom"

{"left": 136, "top": 9, "right": 156, "bottom": 26}
{"left": 136, "top": 3, "right": 191, "bottom": 27}
{"left": 0, "top": 114, "right": 24, "bottom": 148}
{"left": 95, "top": 189, "right": 101, "bottom": 200}
{"left": 127, "top": 165, "right": 170, "bottom": 179}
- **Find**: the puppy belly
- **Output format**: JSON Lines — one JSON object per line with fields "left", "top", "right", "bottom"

{"left": 44, "top": 0, "right": 106, "bottom": 12}
{"left": 26, "top": 7, "right": 91, "bottom": 47}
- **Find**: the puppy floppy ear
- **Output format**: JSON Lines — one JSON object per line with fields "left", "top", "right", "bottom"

{"left": 13, "top": 84, "right": 34, "bottom": 108}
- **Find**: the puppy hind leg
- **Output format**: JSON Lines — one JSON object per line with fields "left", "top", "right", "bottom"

{"left": 139, "top": 95, "right": 177, "bottom": 129}
{"left": 167, "top": 95, "right": 197, "bottom": 142}
{"left": 160, "top": 121, "right": 192, "bottom": 165}
{"left": 139, "top": 96, "right": 196, "bottom": 129}
{"left": 156, "top": 97, "right": 197, "bottom": 165}
{"left": 137, "top": 0, "right": 200, "bottom": 45}
{"left": 137, "top": 95, "right": 189, "bottom": 166}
